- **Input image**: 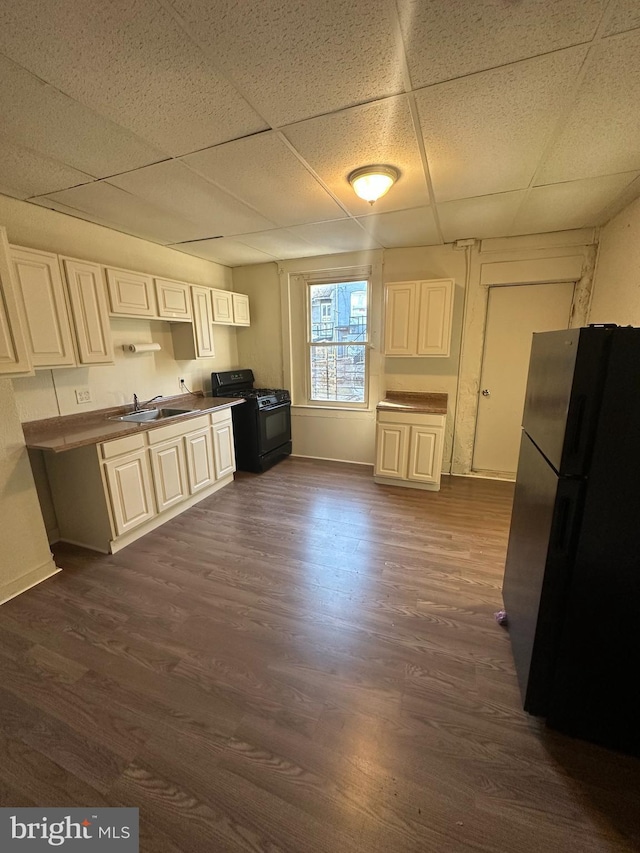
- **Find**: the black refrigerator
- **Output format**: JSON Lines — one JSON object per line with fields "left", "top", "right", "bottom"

{"left": 503, "top": 325, "right": 640, "bottom": 756}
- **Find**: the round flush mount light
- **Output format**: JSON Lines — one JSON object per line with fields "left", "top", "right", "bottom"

{"left": 348, "top": 165, "right": 400, "bottom": 205}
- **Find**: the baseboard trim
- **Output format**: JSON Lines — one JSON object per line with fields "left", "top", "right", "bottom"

{"left": 290, "top": 453, "right": 373, "bottom": 468}
{"left": 0, "top": 556, "right": 60, "bottom": 605}
{"left": 451, "top": 471, "right": 516, "bottom": 482}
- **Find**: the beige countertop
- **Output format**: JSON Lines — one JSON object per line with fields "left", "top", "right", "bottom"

{"left": 22, "top": 393, "right": 244, "bottom": 453}
{"left": 377, "top": 391, "right": 448, "bottom": 415}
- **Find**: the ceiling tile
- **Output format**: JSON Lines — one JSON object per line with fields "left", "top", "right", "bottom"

{"left": 33, "top": 182, "right": 212, "bottom": 245}
{"left": 107, "top": 160, "right": 275, "bottom": 238}
{"left": 283, "top": 97, "right": 430, "bottom": 216}
{"left": 172, "top": 238, "right": 277, "bottom": 266}
{"left": 168, "top": 0, "right": 404, "bottom": 126}
{"left": 438, "top": 192, "right": 526, "bottom": 242}
{"left": 398, "top": 0, "right": 607, "bottom": 88}
{"left": 537, "top": 30, "right": 640, "bottom": 183}
{"left": 286, "top": 220, "right": 382, "bottom": 254}
{"left": 0, "top": 54, "right": 163, "bottom": 177}
{"left": 0, "top": 0, "right": 267, "bottom": 156}
{"left": 416, "top": 48, "right": 587, "bottom": 203}
{"left": 603, "top": 0, "right": 640, "bottom": 37}
{"left": 235, "top": 229, "right": 321, "bottom": 260}
{"left": 357, "top": 207, "right": 441, "bottom": 248}
{"left": 512, "top": 172, "right": 639, "bottom": 235}
{"left": 182, "top": 132, "right": 345, "bottom": 226}
{"left": 0, "top": 136, "right": 92, "bottom": 200}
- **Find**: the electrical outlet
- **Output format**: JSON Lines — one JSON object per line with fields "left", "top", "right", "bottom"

{"left": 75, "top": 388, "right": 91, "bottom": 404}
{"left": 179, "top": 377, "right": 185, "bottom": 391}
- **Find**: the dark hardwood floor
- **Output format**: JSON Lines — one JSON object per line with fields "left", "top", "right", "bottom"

{"left": 1, "top": 458, "right": 639, "bottom": 852}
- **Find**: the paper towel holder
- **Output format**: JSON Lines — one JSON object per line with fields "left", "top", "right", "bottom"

{"left": 123, "top": 343, "right": 162, "bottom": 353}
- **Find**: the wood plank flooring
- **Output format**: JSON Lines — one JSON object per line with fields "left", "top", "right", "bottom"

{"left": 1, "top": 458, "right": 639, "bottom": 852}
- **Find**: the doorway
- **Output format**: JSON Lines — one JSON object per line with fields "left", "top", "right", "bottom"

{"left": 472, "top": 281, "right": 575, "bottom": 477}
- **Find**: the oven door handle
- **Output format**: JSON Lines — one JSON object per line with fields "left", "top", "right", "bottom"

{"left": 260, "top": 401, "right": 291, "bottom": 412}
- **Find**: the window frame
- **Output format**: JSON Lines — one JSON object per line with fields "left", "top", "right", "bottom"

{"left": 305, "top": 275, "right": 371, "bottom": 410}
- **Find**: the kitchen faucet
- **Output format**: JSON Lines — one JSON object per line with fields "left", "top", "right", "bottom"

{"left": 133, "top": 393, "right": 163, "bottom": 412}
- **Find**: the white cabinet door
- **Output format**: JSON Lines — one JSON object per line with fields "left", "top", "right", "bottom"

{"left": 211, "top": 289, "right": 233, "bottom": 324}
{"left": 192, "top": 287, "right": 215, "bottom": 358}
{"left": 416, "top": 279, "right": 453, "bottom": 357}
{"left": 62, "top": 258, "right": 114, "bottom": 364}
{"left": 212, "top": 420, "right": 236, "bottom": 479}
{"left": 384, "top": 282, "right": 417, "bottom": 356}
{"left": 374, "top": 423, "right": 409, "bottom": 479}
{"left": 155, "top": 278, "right": 192, "bottom": 321}
{"left": 10, "top": 245, "right": 76, "bottom": 368}
{"left": 232, "top": 292, "right": 250, "bottom": 326}
{"left": 384, "top": 279, "right": 454, "bottom": 357}
{"left": 185, "top": 427, "right": 215, "bottom": 493}
{"left": 0, "top": 227, "right": 31, "bottom": 375}
{"left": 104, "top": 450, "right": 156, "bottom": 536}
{"left": 150, "top": 439, "right": 189, "bottom": 512}
{"left": 407, "top": 426, "right": 444, "bottom": 484}
{"left": 106, "top": 267, "right": 156, "bottom": 317}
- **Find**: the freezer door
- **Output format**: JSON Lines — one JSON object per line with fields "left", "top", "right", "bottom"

{"left": 522, "top": 327, "right": 611, "bottom": 475}
{"left": 502, "top": 432, "right": 584, "bottom": 716}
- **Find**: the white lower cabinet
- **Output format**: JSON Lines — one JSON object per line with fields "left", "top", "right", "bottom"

{"left": 212, "top": 412, "right": 236, "bottom": 478}
{"left": 185, "top": 427, "right": 215, "bottom": 493}
{"left": 104, "top": 449, "right": 156, "bottom": 536}
{"left": 44, "top": 408, "right": 236, "bottom": 553}
{"left": 149, "top": 438, "right": 189, "bottom": 512}
{"left": 374, "top": 411, "right": 445, "bottom": 491}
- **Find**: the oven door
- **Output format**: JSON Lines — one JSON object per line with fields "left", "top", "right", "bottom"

{"left": 257, "top": 401, "right": 291, "bottom": 456}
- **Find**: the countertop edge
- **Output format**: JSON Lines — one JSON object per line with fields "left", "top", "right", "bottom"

{"left": 23, "top": 397, "right": 244, "bottom": 453}
{"left": 376, "top": 392, "right": 448, "bottom": 416}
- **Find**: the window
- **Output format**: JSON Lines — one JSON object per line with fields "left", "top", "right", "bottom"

{"left": 308, "top": 279, "right": 369, "bottom": 404}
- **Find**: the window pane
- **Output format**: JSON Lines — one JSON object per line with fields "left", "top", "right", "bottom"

{"left": 310, "top": 345, "right": 366, "bottom": 403}
{"left": 309, "top": 281, "right": 368, "bottom": 343}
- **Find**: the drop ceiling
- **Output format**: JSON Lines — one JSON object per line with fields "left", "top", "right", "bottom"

{"left": 0, "top": 0, "right": 639, "bottom": 267}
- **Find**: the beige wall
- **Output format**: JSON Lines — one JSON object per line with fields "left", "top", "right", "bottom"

{"left": 231, "top": 262, "right": 284, "bottom": 390}
{"left": 0, "top": 378, "right": 57, "bottom": 603}
{"left": 0, "top": 194, "right": 239, "bottom": 422}
{"left": 589, "top": 195, "right": 640, "bottom": 324}
{"left": 235, "top": 230, "right": 598, "bottom": 472}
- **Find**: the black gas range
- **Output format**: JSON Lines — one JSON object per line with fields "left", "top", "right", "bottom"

{"left": 211, "top": 369, "right": 292, "bottom": 473}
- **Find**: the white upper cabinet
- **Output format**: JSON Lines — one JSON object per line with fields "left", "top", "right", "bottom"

{"left": 61, "top": 257, "right": 114, "bottom": 365}
{"left": 191, "top": 286, "right": 215, "bottom": 358}
{"left": 10, "top": 245, "right": 76, "bottom": 369}
{"left": 106, "top": 267, "right": 156, "bottom": 317}
{"left": 384, "top": 279, "right": 454, "bottom": 357}
{"left": 384, "top": 282, "right": 417, "bottom": 356}
{"left": 0, "top": 227, "right": 32, "bottom": 376}
{"left": 171, "top": 285, "right": 216, "bottom": 360}
{"left": 232, "top": 292, "right": 251, "bottom": 326}
{"left": 155, "top": 278, "right": 192, "bottom": 321}
{"left": 212, "top": 289, "right": 250, "bottom": 326}
{"left": 211, "top": 288, "right": 233, "bottom": 324}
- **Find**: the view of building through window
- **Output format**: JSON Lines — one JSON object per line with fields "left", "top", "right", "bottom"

{"left": 308, "top": 279, "right": 368, "bottom": 403}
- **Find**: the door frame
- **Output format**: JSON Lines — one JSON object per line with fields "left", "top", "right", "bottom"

{"left": 451, "top": 241, "right": 596, "bottom": 476}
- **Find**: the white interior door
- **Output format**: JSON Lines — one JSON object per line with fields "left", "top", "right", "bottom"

{"left": 472, "top": 282, "right": 575, "bottom": 476}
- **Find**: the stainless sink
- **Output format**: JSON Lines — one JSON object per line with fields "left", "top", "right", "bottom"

{"left": 110, "top": 407, "right": 193, "bottom": 423}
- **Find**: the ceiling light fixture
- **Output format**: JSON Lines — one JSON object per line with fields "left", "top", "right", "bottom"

{"left": 348, "top": 165, "right": 400, "bottom": 205}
